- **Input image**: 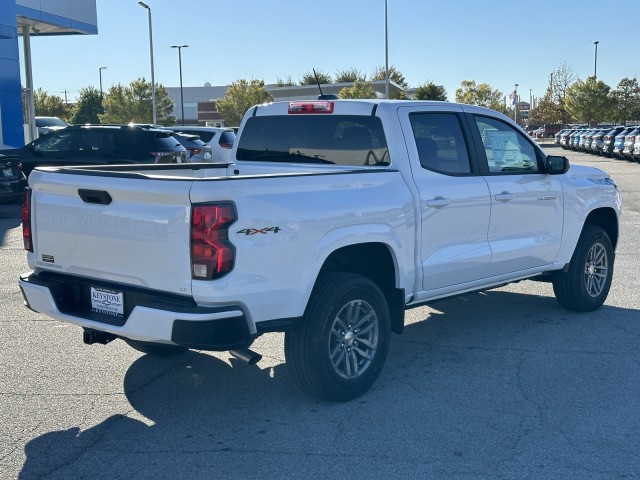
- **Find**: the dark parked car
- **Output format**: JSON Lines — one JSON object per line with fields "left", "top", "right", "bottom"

{"left": 0, "top": 153, "right": 27, "bottom": 203}
{"left": 612, "top": 126, "right": 637, "bottom": 159}
{"left": 622, "top": 126, "right": 640, "bottom": 160}
{"left": 0, "top": 124, "right": 187, "bottom": 177}
{"left": 559, "top": 128, "right": 578, "bottom": 149}
{"left": 601, "top": 126, "right": 627, "bottom": 157}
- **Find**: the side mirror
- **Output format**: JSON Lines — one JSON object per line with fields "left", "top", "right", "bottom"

{"left": 546, "top": 155, "right": 569, "bottom": 174}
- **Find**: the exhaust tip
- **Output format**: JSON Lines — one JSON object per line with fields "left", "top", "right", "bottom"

{"left": 229, "top": 348, "right": 262, "bottom": 365}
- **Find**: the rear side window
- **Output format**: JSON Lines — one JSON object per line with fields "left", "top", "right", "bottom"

{"left": 409, "top": 113, "right": 471, "bottom": 174}
{"left": 219, "top": 131, "right": 235, "bottom": 147}
{"left": 177, "top": 129, "right": 215, "bottom": 143}
{"left": 152, "top": 133, "right": 182, "bottom": 150}
{"left": 237, "top": 115, "right": 389, "bottom": 166}
{"left": 33, "top": 131, "right": 77, "bottom": 152}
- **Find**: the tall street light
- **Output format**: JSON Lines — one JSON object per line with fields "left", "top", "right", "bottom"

{"left": 98, "top": 66, "right": 107, "bottom": 98}
{"left": 171, "top": 44, "right": 188, "bottom": 125}
{"left": 384, "top": 0, "right": 389, "bottom": 99}
{"left": 514, "top": 83, "right": 519, "bottom": 123}
{"left": 138, "top": 2, "right": 156, "bottom": 124}
{"left": 593, "top": 40, "right": 600, "bottom": 79}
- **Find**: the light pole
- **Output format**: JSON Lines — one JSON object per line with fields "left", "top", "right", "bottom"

{"left": 593, "top": 40, "right": 599, "bottom": 79}
{"left": 171, "top": 44, "right": 188, "bottom": 125}
{"left": 384, "top": 0, "right": 389, "bottom": 99}
{"left": 138, "top": 2, "right": 156, "bottom": 124}
{"left": 98, "top": 66, "right": 107, "bottom": 98}
{"left": 514, "top": 83, "right": 518, "bottom": 123}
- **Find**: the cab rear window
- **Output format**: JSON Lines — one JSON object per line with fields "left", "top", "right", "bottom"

{"left": 236, "top": 115, "right": 389, "bottom": 166}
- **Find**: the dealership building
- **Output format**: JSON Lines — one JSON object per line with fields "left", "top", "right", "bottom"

{"left": 0, "top": 0, "right": 97, "bottom": 147}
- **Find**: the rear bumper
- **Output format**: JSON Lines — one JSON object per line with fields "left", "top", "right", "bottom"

{"left": 18, "top": 271, "right": 254, "bottom": 351}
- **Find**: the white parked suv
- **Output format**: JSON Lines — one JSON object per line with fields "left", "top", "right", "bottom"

{"left": 164, "top": 126, "right": 235, "bottom": 163}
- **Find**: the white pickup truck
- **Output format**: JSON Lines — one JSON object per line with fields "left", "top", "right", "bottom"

{"left": 19, "top": 100, "right": 621, "bottom": 401}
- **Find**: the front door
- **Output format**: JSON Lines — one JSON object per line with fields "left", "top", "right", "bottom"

{"left": 470, "top": 114, "right": 564, "bottom": 276}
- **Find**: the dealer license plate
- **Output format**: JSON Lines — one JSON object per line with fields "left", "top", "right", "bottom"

{"left": 90, "top": 287, "right": 124, "bottom": 318}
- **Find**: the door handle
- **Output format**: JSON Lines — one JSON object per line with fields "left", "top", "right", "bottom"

{"left": 494, "top": 192, "right": 514, "bottom": 202}
{"left": 426, "top": 196, "right": 450, "bottom": 208}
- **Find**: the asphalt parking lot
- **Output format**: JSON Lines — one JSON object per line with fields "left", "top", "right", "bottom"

{"left": 1, "top": 147, "right": 639, "bottom": 479}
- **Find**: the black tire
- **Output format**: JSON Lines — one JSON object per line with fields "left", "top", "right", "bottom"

{"left": 285, "top": 272, "right": 391, "bottom": 402}
{"left": 552, "top": 225, "right": 614, "bottom": 312}
{"left": 123, "top": 339, "right": 188, "bottom": 356}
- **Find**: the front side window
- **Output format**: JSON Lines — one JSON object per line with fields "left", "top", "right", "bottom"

{"left": 474, "top": 116, "right": 540, "bottom": 174}
{"left": 237, "top": 115, "right": 389, "bottom": 166}
{"left": 409, "top": 112, "right": 471, "bottom": 174}
{"left": 33, "top": 131, "right": 76, "bottom": 152}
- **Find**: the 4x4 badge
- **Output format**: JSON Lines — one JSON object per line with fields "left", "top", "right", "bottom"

{"left": 237, "top": 227, "right": 281, "bottom": 235}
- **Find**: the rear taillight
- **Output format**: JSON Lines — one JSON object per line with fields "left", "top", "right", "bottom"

{"left": 22, "top": 187, "right": 32, "bottom": 252}
{"left": 191, "top": 203, "right": 236, "bottom": 280}
{"left": 186, "top": 147, "right": 202, "bottom": 157}
{"left": 219, "top": 143, "right": 233, "bottom": 149}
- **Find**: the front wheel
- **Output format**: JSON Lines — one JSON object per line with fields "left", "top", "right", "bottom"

{"left": 285, "top": 272, "right": 391, "bottom": 402}
{"left": 552, "top": 225, "right": 614, "bottom": 312}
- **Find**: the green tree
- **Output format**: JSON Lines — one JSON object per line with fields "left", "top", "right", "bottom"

{"left": 275, "top": 76, "right": 296, "bottom": 87}
{"left": 335, "top": 68, "right": 366, "bottom": 83}
{"left": 33, "top": 88, "right": 69, "bottom": 120}
{"left": 371, "top": 65, "right": 408, "bottom": 89}
{"left": 455, "top": 80, "right": 505, "bottom": 112}
{"left": 338, "top": 80, "right": 377, "bottom": 99}
{"left": 100, "top": 78, "right": 175, "bottom": 125}
{"left": 371, "top": 66, "right": 408, "bottom": 99}
{"left": 413, "top": 82, "right": 447, "bottom": 101}
{"left": 547, "top": 63, "right": 577, "bottom": 125}
{"left": 611, "top": 77, "right": 640, "bottom": 125}
{"left": 300, "top": 70, "right": 333, "bottom": 86}
{"left": 216, "top": 79, "right": 273, "bottom": 126}
{"left": 565, "top": 76, "right": 614, "bottom": 125}
{"left": 70, "top": 86, "right": 103, "bottom": 124}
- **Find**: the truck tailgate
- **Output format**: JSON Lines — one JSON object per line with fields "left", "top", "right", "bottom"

{"left": 29, "top": 171, "right": 194, "bottom": 296}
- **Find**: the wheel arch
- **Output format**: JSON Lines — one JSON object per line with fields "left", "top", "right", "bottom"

{"left": 584, "top": 207, "right": 619, "bottom": 250}
{"left": 317, "top": 242, "right": 406, "bottom": 334}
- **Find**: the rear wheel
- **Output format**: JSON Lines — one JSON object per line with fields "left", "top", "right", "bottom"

{"left": 285, "top": 272, "right": 391, "bottom": 402}
{"left": 552, "top": 225, "right": 613, "bottom": 312}
{"left": 123, "top": 339, "right": 188, "bottom": 356}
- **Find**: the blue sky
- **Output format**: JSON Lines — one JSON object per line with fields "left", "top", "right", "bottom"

{"left": 21, "top": 0, "right": 638, "bottom": 104}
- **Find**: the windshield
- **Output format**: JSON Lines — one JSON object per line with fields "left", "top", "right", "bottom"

{"left": 36, "top": 117, "right": 67, "bottom": 127}
{"left": 236, "top": 115, "right": 390, "bottom": 166}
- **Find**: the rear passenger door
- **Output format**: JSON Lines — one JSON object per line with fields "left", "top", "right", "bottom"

{"left": 468, "top": 114, "right": 564, "bottom": 276}
{"left": 399, "top": 106, "right": 492, "bottom": 292}
{"left": 71, "top": 129, "right": 119, "bottom": 165}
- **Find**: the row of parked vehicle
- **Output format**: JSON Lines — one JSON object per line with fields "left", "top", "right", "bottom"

{"left": 0, "top": 121, "right": 237, "bottom": 203}
{"left": 556, "top": 125, "right": 640, "bottom": 161}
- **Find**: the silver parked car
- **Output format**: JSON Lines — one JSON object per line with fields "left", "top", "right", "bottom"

{"left": 35, "top": 116, "right": 68, "bottom": 137}
{"left": 164, "top": 126, "right": 236, "bottom": 163}
{"left": 170, "top": 132, "right": 213, "bottom": 162}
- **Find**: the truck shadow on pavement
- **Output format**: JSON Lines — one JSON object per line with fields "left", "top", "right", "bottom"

{"left": 19, "top": 290, "right": 640, "bottom": 478}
